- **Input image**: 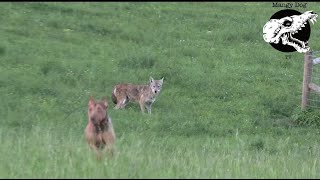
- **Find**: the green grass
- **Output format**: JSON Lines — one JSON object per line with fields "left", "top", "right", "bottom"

{"left": 1, "top": 2, "right": 320, "bottom": 178}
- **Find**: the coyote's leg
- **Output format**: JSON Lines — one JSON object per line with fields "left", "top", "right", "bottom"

{"left": 139, "top": 100, "right": 145, "bottom": 113}
{"left": 146, "top": 104, "right": 152, "bottom": 114}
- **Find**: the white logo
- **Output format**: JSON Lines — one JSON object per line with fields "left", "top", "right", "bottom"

{"left": 263, "top": 10, "right": 317, "bottom": 53}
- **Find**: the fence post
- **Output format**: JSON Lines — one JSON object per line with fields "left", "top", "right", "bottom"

{"left": 301, "top": 51, "right": 313, "bottom": 110}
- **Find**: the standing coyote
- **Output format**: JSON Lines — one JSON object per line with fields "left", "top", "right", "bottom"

{"left": 85, "top": 97, "right": 116, "bottom": 160}
{"left": 112, "top": 77, "right": 164, "bottom": 114}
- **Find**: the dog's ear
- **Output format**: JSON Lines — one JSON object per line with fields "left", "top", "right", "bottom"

{"left": 103, "top": 97, "right": 108, "bottom": 108}
{"left": 160, "top": 77, "right": 164, "bottom": 83}
{"left": 88, "top": 96, "right": 95, "bottom": 106}
{"left": 150, "top": 76, "right": 154, "bottom": 83}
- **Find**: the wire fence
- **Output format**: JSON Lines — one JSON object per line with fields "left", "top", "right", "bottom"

{"left": 302, "top": 51, "right": 320, "bottom": 109}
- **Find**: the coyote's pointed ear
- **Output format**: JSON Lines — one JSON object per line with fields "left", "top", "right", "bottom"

{"left": 160, "top": 77, "right": 164, "bottom": 83}
{"left": 103, "top": 97, "right": 108, "bottom": 108}
{"left": 150, "top": 76, "right": 154, "bottom": 83}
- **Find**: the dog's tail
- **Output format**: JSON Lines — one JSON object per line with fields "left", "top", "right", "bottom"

{"left": 112, "top": 87, "right": 117, "bottom": 104}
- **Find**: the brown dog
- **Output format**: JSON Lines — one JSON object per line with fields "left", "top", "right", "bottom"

{"left": 85, "top": 96, "right": 116, "bottom": 160}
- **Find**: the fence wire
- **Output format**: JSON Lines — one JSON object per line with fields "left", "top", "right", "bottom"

{"left": 307, "top": 51, "right": 320, "bottom": 109}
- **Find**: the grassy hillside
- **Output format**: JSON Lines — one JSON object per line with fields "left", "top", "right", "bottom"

{"left": 1, "top": 2, "right": 320, "bottom": 178}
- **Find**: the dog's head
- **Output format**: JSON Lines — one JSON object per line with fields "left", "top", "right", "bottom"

{"left": 88, "top": 96, "right": 108, "bottom": 124}
{"left": 149, "top": 77, "right": 164, "bottom": 95}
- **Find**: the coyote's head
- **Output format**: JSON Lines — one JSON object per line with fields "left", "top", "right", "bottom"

{"left": 149, "top": 77, "right": 164, "bottom": 95}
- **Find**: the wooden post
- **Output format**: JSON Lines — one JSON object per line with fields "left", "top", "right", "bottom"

{"left": 301, "top": 51, "right": 313, "bottom": 110}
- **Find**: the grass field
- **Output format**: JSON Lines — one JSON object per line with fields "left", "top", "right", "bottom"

{"left": 1, "top": 2, "right": 320, "bottom": 178}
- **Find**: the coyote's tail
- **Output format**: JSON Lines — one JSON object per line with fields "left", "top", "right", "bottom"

{"left": 112, "top": 87, "right": 117, "bottom": 104}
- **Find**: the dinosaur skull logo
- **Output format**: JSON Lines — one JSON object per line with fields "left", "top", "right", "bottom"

{"left": 263, "top": 9, "right": 317, "bottom": 53}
